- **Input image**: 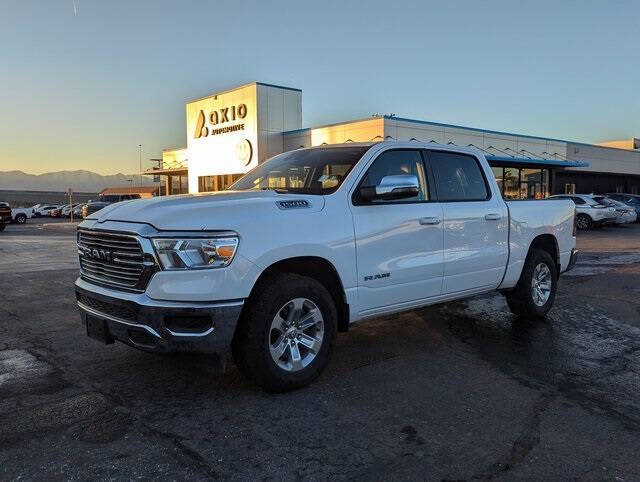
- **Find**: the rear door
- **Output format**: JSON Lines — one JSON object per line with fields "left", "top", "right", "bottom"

{"left": 425, "top": 150, "right": 508, "bottom": 295}
{"left": 351, "top": 148, "right": 444, "bottom": 314}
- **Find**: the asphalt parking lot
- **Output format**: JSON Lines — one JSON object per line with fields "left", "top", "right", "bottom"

{"left": 1, "top": 221, "right": 640, "bottom": 480}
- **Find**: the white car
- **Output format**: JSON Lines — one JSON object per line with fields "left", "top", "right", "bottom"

{"left": 33, "top": 204, "right": 61, "bottom": 217}
{"left": 592, "top": 196, "right": 637, "bottom": 224}
{"left": 549, "top": 194, "right": 617, "bottom": 230}
{"left": 0, "top": 203, "right": 31, "bottom": 224}
{"left": 75, "top": 141, "right": 577, "bottom": 391}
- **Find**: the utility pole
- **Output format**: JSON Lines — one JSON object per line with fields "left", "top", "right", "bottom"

{"left": 138, "top": 144, "right": 142, "bottom": 187}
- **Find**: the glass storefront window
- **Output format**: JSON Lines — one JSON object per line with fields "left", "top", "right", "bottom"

{"left": 503, "top": 168, "right": 520, "bottom": 199}
{"left": 492, "top": 166, "right": 550, "bottom": 199}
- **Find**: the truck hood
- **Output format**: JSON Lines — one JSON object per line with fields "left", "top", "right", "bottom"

{"left": 91, "top": 191, "right": 325, "bottom": 231}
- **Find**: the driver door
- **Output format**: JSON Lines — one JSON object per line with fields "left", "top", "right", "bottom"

{"left": 350, "top": 149, "right": 444, "bottom": 316}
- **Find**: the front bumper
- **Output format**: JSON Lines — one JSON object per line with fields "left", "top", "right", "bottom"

{"left": 75, "top": 277, "right": 243, "bottom": 355}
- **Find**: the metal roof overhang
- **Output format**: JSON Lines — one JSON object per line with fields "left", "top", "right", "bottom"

{"left": 141, "top": 167, "right": 188, "bottom": 176}
{"left": 485, "top": 156, "right": 589, "bottom": 168}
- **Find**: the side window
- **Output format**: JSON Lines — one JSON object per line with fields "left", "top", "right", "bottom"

{"left": 428, "top": 151, "right": 489, "bottom": 201}
{"left": 356, "top": 149, "right": 428, "bottom": 204}
{"left": 570, "top": 196, "right": 586, "bottom": 205}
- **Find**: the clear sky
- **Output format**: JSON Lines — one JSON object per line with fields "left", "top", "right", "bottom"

{"left": 1, "top": 0, "right": 638, "bottom": 175}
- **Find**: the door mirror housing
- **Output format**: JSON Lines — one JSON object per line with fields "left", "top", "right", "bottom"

{"left": 359, "top": 174, "right": 420, "bottom": 201}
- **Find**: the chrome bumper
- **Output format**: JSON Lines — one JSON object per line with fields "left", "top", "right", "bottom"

{"left": 75, "top": 277, "right": 243, "bottom": 355}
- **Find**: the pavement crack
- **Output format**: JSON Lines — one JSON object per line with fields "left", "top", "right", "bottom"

{"left": 470, "top": 393, "right": 551, "bottom": 480}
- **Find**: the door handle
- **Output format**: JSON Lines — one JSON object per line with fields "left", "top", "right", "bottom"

{"left": 419, "top": 216, "right": 441, "bottom": 225}
{"left": 484, "top": 213, "right": 502, "bottom": 221}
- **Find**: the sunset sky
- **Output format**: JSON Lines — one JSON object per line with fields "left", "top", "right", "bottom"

{"left": 1, "top": 0, "right": 638, "bottom": 175}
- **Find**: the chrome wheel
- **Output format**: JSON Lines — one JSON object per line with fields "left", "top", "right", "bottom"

{"left": 269, "top": 298, "right": 324, "bottom": 372}
{"left": 531, "top": 263, "right": 552, "bottom": 306}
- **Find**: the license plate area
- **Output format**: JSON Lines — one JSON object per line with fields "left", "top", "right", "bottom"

{"left": 85, "top": 315, "right": 114, "bottom": 344}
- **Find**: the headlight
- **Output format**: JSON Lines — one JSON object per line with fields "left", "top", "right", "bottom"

{"left": 152, "top": 236, "right": 238, "bottom": 270}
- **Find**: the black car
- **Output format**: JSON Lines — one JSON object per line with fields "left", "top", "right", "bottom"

{"left": 0, "top": 202, "right": 11, "bottom": 231}
{"left": 82, "top": 201, "right": 110, "bottom": 219}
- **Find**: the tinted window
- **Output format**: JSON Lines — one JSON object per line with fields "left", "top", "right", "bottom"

{"left": 357, "top": 149, "right": 428, "bottom": 203}
{"left": 570, "top": 196, "right": 586, "bottom": 205}
{"left": 428, "top": 151, "right": 488, "bottom": 201}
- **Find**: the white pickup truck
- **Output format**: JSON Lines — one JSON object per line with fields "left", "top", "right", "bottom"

{"left": 75, "top": 141, "right": 578, "bottom": 391}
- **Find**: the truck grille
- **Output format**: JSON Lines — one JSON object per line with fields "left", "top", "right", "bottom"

{"left": 77, "top": 229, "right": 155, "bottom": 291}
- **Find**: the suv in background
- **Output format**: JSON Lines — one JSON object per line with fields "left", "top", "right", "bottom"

{"left": 82, "top": 194, "right": 142, "bottom": 219}
{"left": 82, "top": 201, "right": 110, "bottom": 219}
{"left": 592, "top": 195, "right": 637, "bottom": 224}
{"left": 549, "top": 194, "right": 617, "bottom": 230}
{"left": 605, "top": 193, "right": 640, "bottom": 221}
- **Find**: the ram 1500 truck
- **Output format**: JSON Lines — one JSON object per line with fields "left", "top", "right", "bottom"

{"left": 75, "top": 141, "right": 578, "bottom": 391}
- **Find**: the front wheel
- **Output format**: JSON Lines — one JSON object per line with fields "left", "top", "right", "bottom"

{"left": 15, "top": 213, "right": 27, "bottom": 224}
{"left": 0, "top": 221, "right": 5, "bottom": 231}
{"left": 505, "top": 248, "right": 558, "bottom": 319}
{"left": 232, "top": 273, "right": 337, "bottom": 392}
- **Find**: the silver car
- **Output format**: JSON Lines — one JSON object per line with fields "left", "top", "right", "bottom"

{"left": 592, "top": 196, "right": 637, "bottom": 224}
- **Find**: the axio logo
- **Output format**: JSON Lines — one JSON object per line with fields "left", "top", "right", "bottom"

{"left": 194, "top": 103, "right": 248, "bottom": 138}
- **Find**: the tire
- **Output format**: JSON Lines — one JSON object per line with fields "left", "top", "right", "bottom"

{"left": 15, "top": 213, "right": 27, "bottom": 224}
{"left": 232, "top": 272, "right": 337, "bottom": 392}
{"left": 0, "top": 221, "right": 5, "bottom": 231}
{"left": 505, "top": 248, "right": 558, "bottom": 320}
{"left": 576, "top": 213, "right": 592, "bottom": 230}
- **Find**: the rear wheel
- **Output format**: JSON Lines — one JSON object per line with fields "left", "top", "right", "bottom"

{"left": 505, "top": 248, "right": 557, "bottom": 319}
{"left": 0, "top": 221, "right": 5, "bottom": 231}
{"left": 576, "top": 213, "right": 592, "bottom": 230}
{"left": 232, "top": 272, "right": 337, "bottom": 392}
{"left": 15, "top": 213, "right": 27, "bottom": 224}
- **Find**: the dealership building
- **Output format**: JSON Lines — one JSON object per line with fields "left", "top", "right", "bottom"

{"left": 144, "top": 82, "right": 640, "bottom": 198}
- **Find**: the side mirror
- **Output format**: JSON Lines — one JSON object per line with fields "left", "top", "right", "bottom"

{"left": 360, "top": 174, "right": 420, "bottom": 201}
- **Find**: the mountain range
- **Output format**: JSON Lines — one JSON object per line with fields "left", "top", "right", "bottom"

{"left": 0, "top": 170, "right": 158, "bottom": 193}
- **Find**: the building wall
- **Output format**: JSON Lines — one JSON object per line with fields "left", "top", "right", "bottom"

{"left": 384, "top": 118, "right": 568, "bottom": 161}
{"left": 283, "top": 118, "right": 384, "bottom": 151}
{"left": 161, "top": 147, "right": 188, "bottom": 169}
{"left": 565, "top": 142, "right": 640, "bottom": 175}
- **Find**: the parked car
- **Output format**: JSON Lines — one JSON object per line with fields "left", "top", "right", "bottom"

{"left": 82, "top": 202, "right": 110, "bottom": 219}
{"left": 50, "top": 204, "right": 70, "bottom": 217}
{"left": 592, "top": 196, "right": 637, "bottom": 224}
{"left": 75, "top": 141, "right": 578, "bottom": 391}
{"left": 549, "top": 194, "right": 617, "bottom": 230}
{"left": 10, "top": 207, "right": 33, "bottom": 224}
{"left": 72, "top": 204, "right": 86, "bottom": 218}
{"left": 605, "top": 193, "right": 640, "bottom": 221}
{"left": 61, "top": 203, "right": 81, "bottom": 217}
{"left": 0, "top": 202, "right": 12, "bottom": 231}
{"left": 33, "top": 204, "right": 61, "bottom": 217}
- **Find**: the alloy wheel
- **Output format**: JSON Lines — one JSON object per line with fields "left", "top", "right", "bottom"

{"left": 269, "top": 298, "right": 324, "bottom": 372}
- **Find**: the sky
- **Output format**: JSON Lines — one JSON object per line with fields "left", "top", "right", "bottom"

{"left": 0, "top": 0, "right": 638, "bottom": 175}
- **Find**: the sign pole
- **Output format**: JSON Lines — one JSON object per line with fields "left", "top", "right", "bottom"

{"left": 68, "top": 188, "right": 73, "bottom": 223}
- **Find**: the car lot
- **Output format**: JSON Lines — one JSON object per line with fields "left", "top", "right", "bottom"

{"left": 1, "top": 222, "right": 640, "bottom": 479}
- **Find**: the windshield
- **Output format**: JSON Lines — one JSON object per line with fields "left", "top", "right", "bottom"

{"left": 229, "top": 145, "right": 372, "bottom": 195}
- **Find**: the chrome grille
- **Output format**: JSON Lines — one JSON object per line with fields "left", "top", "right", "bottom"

{"left": 77, "top": 229, "right": 153, "bottom": 291}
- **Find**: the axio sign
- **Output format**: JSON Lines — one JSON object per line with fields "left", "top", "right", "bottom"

{"left": 186, "top": 84, "right": 259, "bottom": 188}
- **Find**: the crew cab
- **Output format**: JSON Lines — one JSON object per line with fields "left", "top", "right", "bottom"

{"left": 75, "top": 142, "right": 578, "bottom": 391}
